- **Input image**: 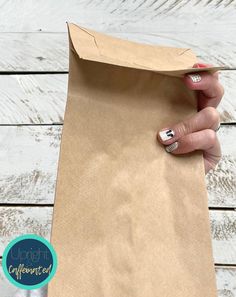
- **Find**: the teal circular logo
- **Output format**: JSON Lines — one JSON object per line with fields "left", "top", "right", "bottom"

{"left": 2, "top": 234, "right": 57, "bottom": 290}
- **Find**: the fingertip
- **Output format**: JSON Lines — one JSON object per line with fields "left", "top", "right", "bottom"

{"left": 157, "top": 128, "right": 175, "bottom": 143}
{"left": 182, "top": 74, "right": 198, "bottom": 89}
{"left": 193, "top": 62, "right": 211, "bottom": 68}
{"left": 165, "top": 141, "right": 179, "bottom": 153}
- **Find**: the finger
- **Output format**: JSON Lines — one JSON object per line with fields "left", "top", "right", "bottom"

{"left": 183, "top": 71, "right": 224, "bottom": 109}
{"left": 193, "top": 62, "right": 219, "bottom": 80}
{"left": 164, "top": 129, "right": 221, "bottom": 173}
{"left": 194, "top": 63, "right": 212, "bottom": 68}
{"left": 157, "top": 106, "right": 220, "bottom": 145}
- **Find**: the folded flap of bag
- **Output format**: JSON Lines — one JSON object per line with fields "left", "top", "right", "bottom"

{"left": 68, "top": 23, "right": 226, "bottom": 77}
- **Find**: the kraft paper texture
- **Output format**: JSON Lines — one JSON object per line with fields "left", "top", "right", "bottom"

{"left": 48, "top": 23, "right": 224, "bottom": 296}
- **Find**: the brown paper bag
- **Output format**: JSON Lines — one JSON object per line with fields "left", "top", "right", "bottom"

{"left": 48, "top": 23, "right": 224, "bottom": 297}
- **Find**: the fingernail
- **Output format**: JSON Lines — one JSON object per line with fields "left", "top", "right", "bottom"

{"left": 159, "top": 129, "right": 175, "bottom": 141}
{"left": 165, "top": 142, "right": 178, "bottom": 153}
{"left": 188, "top": 73, "right": 202, "bottom": 83}
{"left": 194, "top": 63, "right": 208, "bottom": 68}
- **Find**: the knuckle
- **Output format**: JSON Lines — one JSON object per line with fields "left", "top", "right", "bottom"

{"left": 181, "top": 120, "right": 191, "bottom": 135}
{"left": 174, "top": 121, "right": 189, "bottom": 136}
{"left": 203, "top": 106, "right": 220, "bottom": 124}
{"left": 206, "top": 129, "right": 217, "bottom": 146}
{"left": 204, "top": 77, "right": 222, "bottom": 98}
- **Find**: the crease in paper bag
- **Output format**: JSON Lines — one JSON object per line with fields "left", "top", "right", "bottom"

{"left": 68, "top": 23, "right": 227, "bottom": 77}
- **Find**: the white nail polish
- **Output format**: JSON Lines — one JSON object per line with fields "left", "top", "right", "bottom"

{"left": 159, "top": 129, "right": 175, "bottom": 141}
{"left": 165, "top": 142, "right": 178, "bottom": 153}
{"left": 188, "top": 74, "right": 202, "bottom": 83}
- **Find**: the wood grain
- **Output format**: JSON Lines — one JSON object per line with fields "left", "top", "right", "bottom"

{"left": 218, "top": 71, "right": 236, "bottom": 123}
{"left": 0, "top": 74, "right": 67, "bottom": 124}
{"left": 215, "top": 267, "right": 236, "bottom": 297}
{"left": 0, "top": 266, "right": 235, "bottom": 297}
{"left": 0, "top": 0, "right": 235, "bottom": 33}
{"left": 0, "top": 1, "right": 235, "bottom": 295}
{"left": 0, "top": 1, "right": 235, "bottom": 70}
{"left": 0, "top": 30, "right": 235, "bottom": 71}
{"left": 206, "top": 126, "right": 236, "bottom": 208}
{"left": 0, "top": 33, "right": 68, "bottom": 72}
{"left": 0, "top": 126, "right": 61, "bottom": 204}
{"left": 0, "top": 125, "right": 235, "bottom": 207}
{"left": 0, "top": 207, "right": 235, "bottom": 262}
{"left": 0, "top": 206, "right": 235, "bottom": 294}
{"left": 0, "top": 71, "right": 235, "bottom": 124}
{"left": 0, "top": 207, "right": 52, "bottom": 255}
{"left": 211, "top": 210, "right": 236, "bottom": 264}
{"left": 0, "top": 206, "right": 236, "bottom": 265}
{"left": 0, "top": 208, "right": 235, "bottom": 263}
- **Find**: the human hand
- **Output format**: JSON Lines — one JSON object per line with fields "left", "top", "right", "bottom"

{"left": 157, "top": 63, "right": 224, "bottom": 174}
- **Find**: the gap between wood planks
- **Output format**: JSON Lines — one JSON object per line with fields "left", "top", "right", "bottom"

{"left": 0, "top": 122, "right": 235, "bottom": 127}
{"left": 0, "top": 256, "right": 235, "bottom": 268}
{"left": 0, "top": 203, "right": 54, "bottom": 207}
{"left": 0, "top": 204, "right": 235, "bottom": 211}
{"left": 1, "top": 69, "right": 236, "bottom": 75}
{"left": 0, "top": 71, "right": 68, "bottom": 75}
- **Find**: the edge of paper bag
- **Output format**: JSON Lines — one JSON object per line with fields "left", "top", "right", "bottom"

{"left": 67, "top": 22, "right": 228, "bottom": 77}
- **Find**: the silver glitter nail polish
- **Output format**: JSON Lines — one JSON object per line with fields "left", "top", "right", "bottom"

{"left": 188, "top": 74, "right": 202, "bottom": 83}
{"left": 165, "top": 142, "right": 178, "bottom": 153}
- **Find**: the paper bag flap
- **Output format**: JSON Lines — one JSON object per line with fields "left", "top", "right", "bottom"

{"left": 68, "top": 23, "right": 226, "bottom": 76}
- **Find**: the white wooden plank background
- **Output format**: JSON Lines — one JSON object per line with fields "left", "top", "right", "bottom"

{"left": 0, "top": 207, "right": 235, "bottom": 264}
{"left": 210, "top": 210, "right": 236, "bottom": 265}
{"left": 0, "top": 125, "right": 234, "bottom": 207}
{"left": 0, "top": 0, "right": 236, "bottom": 71}
{"left": 0, "top": 208, "right": 235, "bottom": 296}
{"left": 0, "top": 0, "right": 235, "bottom": 296}
{"left": 0, "top": 33, "right": 68, "bottom": 72}
{"left": 0, "top": 72, "right": 235, "bottom": 124}
{"left": 0, "top": 75, "right": 67, "bottom": 124}
{"left": 0, "top": 31, "right": 235, "bottom": 71}
{"left": 0, "top": 126, "right": 61, "bottom": 204}
{"left": 1, "top": 265, "right": 235, "bottom": 297}
{"left": 216, "top": 267, "right": 236, "bottom": 297}
{"left": 0, "top": 0, "right": 235, "bottom": 33}
{"left": 206, "top": 126, "right": 236, "bottom": 208}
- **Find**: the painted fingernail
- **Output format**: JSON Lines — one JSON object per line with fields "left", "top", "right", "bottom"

{"left": 159, "top": 129, "right": 175, "bottom": 141}
{"left": 194, "top": 63, "right": 208, "bottom": 68}
{"left": 188, "top": 74, "right": 202, "bottom": 83}
{"left": 165, "top": 142, "right": 178, "bottom": 153}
